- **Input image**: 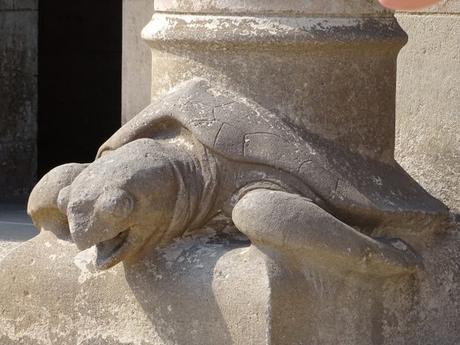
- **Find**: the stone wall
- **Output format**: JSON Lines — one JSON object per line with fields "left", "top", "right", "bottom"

{"left": 122, "top": 0, "right": 154, "bottom": 123}
{"left": 0, "top": 0, "right": 38, "bottom": 201}
{"left": 395, "top": 0, "right": 460, "bottom": 212}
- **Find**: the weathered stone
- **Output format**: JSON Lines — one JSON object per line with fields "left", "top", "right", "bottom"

{"left": 22, "top": 76, "right": 455, "bottom": 343}
{"left": 141, "top": 1, "right": 405, "bottom": 162}
{"left": 2, "top": 219, "right": 460, "bottom": 344}
{"left": 0, "top": 222, "right": 270, "bottom": 345}
{"left": 0, "top": 73, "right": 37, "bottom": 142}
{"left": 32, "top": 79, "right": 447, "bottom": 272}
{"left": 122, "top": 0, "right": 155, "bottom": 124}
{"left": 153, "top": 0, "right": 391, "bottom": 15}
{"left": 0, "top": 231, "right": 158, "bottom": 345}
{"left": 0, "top": 0, "right": 37, "bottom": 10}
{"left": 0, "top": 3, "right": 37, "bottom": 201}
{"left": 0, "top": 141, "right": 36, "bottom": 201}
{"left": 3, "top": 0, "right": 460, "bottom": 344}
{"left": 395, "top": 2, "right": 460, "bottom": 212}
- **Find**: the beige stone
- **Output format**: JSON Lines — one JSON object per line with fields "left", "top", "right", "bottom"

{"left": 395, "top": 2, "right": 460, "bottom": 212}
{"left": 2, "top": 219, "right": 460, "bottom": 344}
{"left": 153, "top": 0, "right": 391, "bottom": 15}
{"left": 413, "top": 0, "right": 460, "bottom": 12}
{"left": 142, "top": 10, "right": 405, "bottom": 161}
{"left": 122, "top": 0, "right": 155, "bottom": 124}
{"left": 0, "top": 223, "right": 272, "bottom": 345}
{"left": 2, "top": 0, "right": 460, "bottom": 344}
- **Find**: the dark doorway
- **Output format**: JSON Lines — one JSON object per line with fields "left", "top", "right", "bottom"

{"left": 38, "top": 0, "right": 122, "bottom": 177}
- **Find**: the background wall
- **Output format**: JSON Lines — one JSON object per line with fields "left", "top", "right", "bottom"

{"left": 0, "top": 0, "right": 38, "bottom": 201}
{"left": 395, "top": 0, "right": 460, "bottom": 212}
{"left": 0, "top": 0, "right": 123, "bottom": 202}
{"left": 122, "top": 0, "right": 154, "bottom": 123}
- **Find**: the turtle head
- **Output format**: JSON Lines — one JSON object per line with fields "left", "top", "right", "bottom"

{"left": 60, "top": 139, "right": 180, "bottom": 270}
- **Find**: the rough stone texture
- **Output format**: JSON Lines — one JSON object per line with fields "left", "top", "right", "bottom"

{"left": 3, "top": 0, "right": 460, "bottom": 344}
{"left": 413, "top": 0, "right": 460, "bottom": 12}
{"left": 29, "top": 79, "right": 448, "bottom": 272}
{"left": 21, "top": 49, "right": 457, "bottom": 345}
{"left": 142, "top": 9, "right": 406, "bottom": 162}
{"left": 0, "top": 0, "right": 38, "bottom": 201}
{"left": 1, "top": 219, "right": 460, "bottom": 345}
{"left": 0, "top": 240, "right": 21, "bottom": 261}
{"left": 0, "top": 222, "right": 271, "bottom": 345}
{"left": 154, "top": 0, "right": 391, "bottom": 15}
{"left": 141, "top": 0, "right": 402, "bottom": 164}
{"left": 395, "top": 1, "right": 460, "bottom": 212}
{"left": 122, "top": 0, "right": 155, "bottom": 124}
{"left": 0, "top": 231, "right": 159, "bottom": 345}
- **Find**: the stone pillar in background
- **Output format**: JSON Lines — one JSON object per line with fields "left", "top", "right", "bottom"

{"left": 0, "top": 0, "right": 37, "bottom": 201}
{"left": 395, "top": 1, "right": 460, "bottom": 212}
{"left": 122, "top": 0, "right": 155, "bottom": 123}
{"left": 142, "top": 1, "right": 405, "bottom": 162}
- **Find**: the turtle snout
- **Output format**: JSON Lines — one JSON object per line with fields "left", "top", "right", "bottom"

{"left": 68, "top": 216, "right": 97, "bottom": 251}
{"left": 68, "top": 209, "right": 130, "bottom": 252}
{"left": 66, "top": 189, "right": 134, "bottom": 251}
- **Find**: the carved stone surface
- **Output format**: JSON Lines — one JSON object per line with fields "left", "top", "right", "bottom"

{"left": 2, "top": 218, "right": 460, "bottom": 344}
{"left": 141, "top": 0, "right": 405, "bottom": 162}
{"left": 395, "top": 1, "right": 460, "bottom": 212}
{"left": 29, "top": 79, "right": 448, "bottom": 273}
{"left": 2, "top": 1, "right": 460, "bottom": 344}
{"left": 12, "top": 77, "right": 456, "bottom": 344}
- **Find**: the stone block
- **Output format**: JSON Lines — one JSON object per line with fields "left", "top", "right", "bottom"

{"left": 0, "top": 0, "right": 37, "bottom": 11}
{"left": 1, "top": 220, "right": 460, "bottom": 344}
{"left": 122, "top": 0, "right": 155, "bottom": 123}
{"left": 0, "top": 141, "right": 36, "bottom": 201}
{"left": 0, "top": 6, "right": 37, "bottom": 200}
{"left": 154, "top": 0, "right": 391, "bottom": 15}
{"left": 395, "top": 8, "right": 460, "bottom": 211}
{"left": 413, "top": 0, "right": 460, "bottom": 12}
{"left": 0, "top": 10, "right": 37, "bottom": 76}
{"left": 0, "top": 73, "right": 37, "bottom": 142}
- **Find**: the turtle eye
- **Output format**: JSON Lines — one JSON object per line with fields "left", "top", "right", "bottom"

{"left": 97, "top": 189, "right": 134, "bottom": 220}
{"left": 57, "top": 186, "right": 71, "bottom": 215}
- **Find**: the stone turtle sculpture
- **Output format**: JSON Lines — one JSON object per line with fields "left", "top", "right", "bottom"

{"left": 29, "top": 79, "right": 450, "bottom": 275}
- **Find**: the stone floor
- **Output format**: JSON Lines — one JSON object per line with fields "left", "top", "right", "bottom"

{"left": 0, "top": 203, "right": 37, "bottom": 260}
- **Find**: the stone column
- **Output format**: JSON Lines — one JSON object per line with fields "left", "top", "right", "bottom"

{"left": 122, "top": 0, "right": 155, "bottom": 123}
{"left": 142, "top": 0, "right": 406, "bottom": 161}
{"left": 395, "top": 0, "right": 460, "bottom": 212}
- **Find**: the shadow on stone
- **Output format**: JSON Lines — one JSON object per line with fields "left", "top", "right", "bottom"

{"left": 124, "top": 220, "right": 251, "bottom": 345}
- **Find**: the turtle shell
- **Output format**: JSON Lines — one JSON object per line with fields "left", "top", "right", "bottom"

{"left": 97, "top": 79, "right": 449, "bottom": 230}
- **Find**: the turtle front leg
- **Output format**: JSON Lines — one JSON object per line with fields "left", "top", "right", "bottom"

{"left": 27, "top": 163, "right": 89, "bottom": 239}
{"left": 232, "top": 189, "right": 421, "bottom": 277}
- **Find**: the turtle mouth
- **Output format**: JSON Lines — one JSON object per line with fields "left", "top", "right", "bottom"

{"left": 95, "top": 229, "right": 132, "bottom": 270}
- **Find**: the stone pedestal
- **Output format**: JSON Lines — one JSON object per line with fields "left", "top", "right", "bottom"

{"left": 2, "top": 220, "right": 460, "bottom": 344}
